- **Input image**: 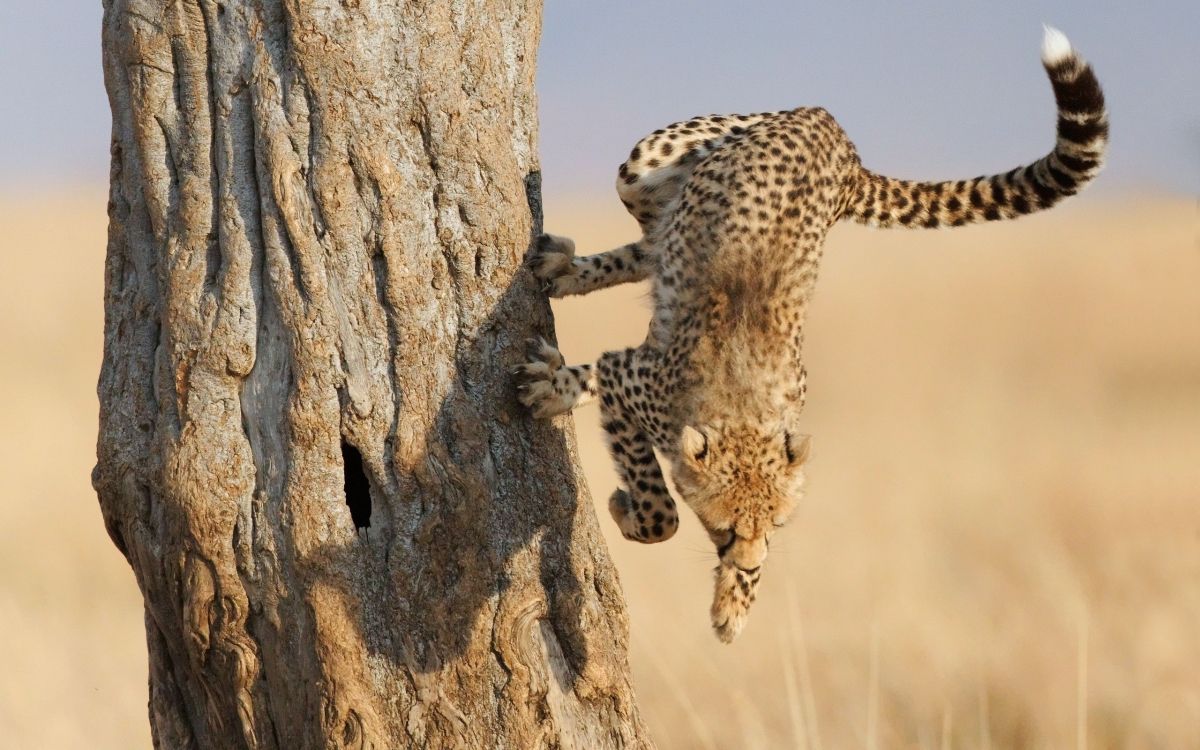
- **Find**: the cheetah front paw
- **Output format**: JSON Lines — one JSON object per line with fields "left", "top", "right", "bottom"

{"left": 528, "top": 233, "right": 579, "bottom": 297}
{"left": 710, "top": 564, "right": 761, "bottom": 643}
{"left": 512, "top": 337, "right": 576, "bottom": 418}
{"left": 608, "top": 489, "right": 678, "bottom": 543}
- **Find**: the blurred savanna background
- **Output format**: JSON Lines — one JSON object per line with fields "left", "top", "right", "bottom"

{"left": 1, "top": 2, "right": 1197, "bottom": 748}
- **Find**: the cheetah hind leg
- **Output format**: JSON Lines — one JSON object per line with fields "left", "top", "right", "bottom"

{"left": 512, "top": 338, "right": 596, "bottom": 418}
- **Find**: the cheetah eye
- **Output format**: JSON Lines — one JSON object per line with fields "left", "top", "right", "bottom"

{"left": 706, "top": 525, "right": 734, "bottom": 547}
{"left": 784, "top": 431, "right": 812, "bottom": 465}
{"left": 715, "top": 531, "right": 736, "bottom": 557}
{"left": 681, "top": 425, "right": 709, "bottom": 463}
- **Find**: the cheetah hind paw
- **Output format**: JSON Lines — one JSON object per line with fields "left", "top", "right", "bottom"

{"left": 512, "top": 337, "right": 573, "bottom": 418}
{"left": 528, "top": 234, "right": 577, "bottom": 296}
{"left": 608, "top": 489, "right": 677, "bottom": 544}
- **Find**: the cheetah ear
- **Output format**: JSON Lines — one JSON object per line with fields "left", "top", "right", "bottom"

{"left": 784, "top": 431, "right": 812, "bottom": 466}
{"left": 681, "top": 425, "right": 710, "bottom": 465}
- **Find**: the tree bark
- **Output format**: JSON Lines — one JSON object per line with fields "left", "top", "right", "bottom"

{"left": 94, "top": 1, "right": 651, "bottom": 747}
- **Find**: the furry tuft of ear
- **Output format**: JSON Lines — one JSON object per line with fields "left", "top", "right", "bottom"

{"left": 784, "top": 431, "right": 812, "bottom": 465}
{"left": 681, "top": 425, "right": 709, "bottom": 463}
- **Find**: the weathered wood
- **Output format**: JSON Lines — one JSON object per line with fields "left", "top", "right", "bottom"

{"left": 94, "top": 1, "right": 650, "bottom": 746}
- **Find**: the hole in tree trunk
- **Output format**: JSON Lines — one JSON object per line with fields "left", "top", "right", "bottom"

{"left": 341, "top": 441, "right": 372, "bottom": 535}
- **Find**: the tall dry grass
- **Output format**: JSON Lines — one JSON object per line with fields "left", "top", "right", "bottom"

{"left": 0, "top": 188, "right": 1195, "bottom": 748}
{"left": 548, "top": 192, "right": 1200, "bottom": 749}
{"left": 0, "top": 190, "right": 149, "bottom": 747}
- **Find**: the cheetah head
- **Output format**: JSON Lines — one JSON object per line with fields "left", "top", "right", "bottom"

{"left": 670, "top": 418, "right": 812, "bottom": 643}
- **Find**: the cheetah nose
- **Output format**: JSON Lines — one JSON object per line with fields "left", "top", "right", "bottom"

{"left": 725, "top": 536, "right": 768, "bottom": 570}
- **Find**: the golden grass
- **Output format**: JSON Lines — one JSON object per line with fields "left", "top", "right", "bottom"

{"left": 548, "top": 192, "right": 1200, "bottom": 748}
{"left": 2, "top": 187, "right": 1196, "bottom": 748}
{"left": 0, "top": 190, "right": 149, "bottom": 748}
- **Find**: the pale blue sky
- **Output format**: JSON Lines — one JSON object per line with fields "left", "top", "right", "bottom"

{"left": 2, "top": 2, "right": 1197, "bottom": 196}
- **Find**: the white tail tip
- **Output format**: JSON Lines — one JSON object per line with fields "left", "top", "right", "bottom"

{"left": 1041, "top": 24, "right": 1073, "bottom": 65}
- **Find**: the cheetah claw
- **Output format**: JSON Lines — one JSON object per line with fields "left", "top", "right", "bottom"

{"left": 512, "top": 338, "right": 577, "bottom": 418}
{"left": 528, "top": 234, "right": 578, "bottom": 296}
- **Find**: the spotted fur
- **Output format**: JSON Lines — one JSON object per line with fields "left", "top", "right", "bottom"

{"left": 517, "top": 29, "right": 1107, "bottom": 642}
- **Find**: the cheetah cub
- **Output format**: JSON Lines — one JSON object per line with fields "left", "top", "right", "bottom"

{"left": 515, "top": 27, "right": 1107, "bottom": 642}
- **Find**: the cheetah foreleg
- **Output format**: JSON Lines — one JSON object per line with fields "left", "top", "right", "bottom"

{"left": 597, "top": 348, "right": 680, "bottom": 544}
{"left": 528, "top": 233, "right": 653, "bottom": 297}
{"left": 512, "top": 338, "right": 596, "bottom": 418}
{"left": 711, "top": 563, "right": 763, "bottom": 643}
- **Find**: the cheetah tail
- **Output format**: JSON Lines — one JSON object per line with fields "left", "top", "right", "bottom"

{"left": 844, "top": 26, "right": 1108, "bottom": 229}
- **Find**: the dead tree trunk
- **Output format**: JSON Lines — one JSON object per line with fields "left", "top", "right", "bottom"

{"left": 94, "top": 1, "right": 651, "bottom": 747}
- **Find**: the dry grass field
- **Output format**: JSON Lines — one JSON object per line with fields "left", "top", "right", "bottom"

{"left": 1, "top": 188, "right": 1196, "bottom": 748}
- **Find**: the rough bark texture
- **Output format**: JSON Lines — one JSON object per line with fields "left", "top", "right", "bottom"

{"left": 94, "top": 1, "right": 651, "bottom": 747}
